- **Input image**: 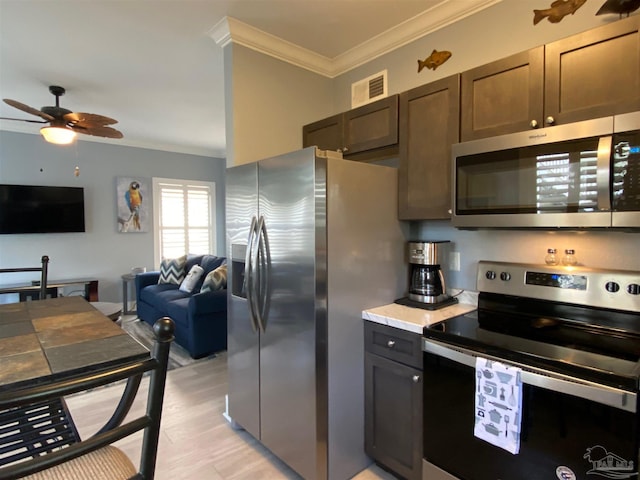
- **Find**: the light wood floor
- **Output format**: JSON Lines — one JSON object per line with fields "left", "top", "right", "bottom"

{"left": 65, "top": 350, "right": 398, "bottom": 480}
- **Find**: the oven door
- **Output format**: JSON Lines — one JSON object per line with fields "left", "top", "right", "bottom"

{"left": 422, "top": 339, "right": 639, "bottom": 480}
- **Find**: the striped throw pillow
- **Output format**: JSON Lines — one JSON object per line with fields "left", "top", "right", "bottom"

{"left": 200, "top": 264, "right": 227, "bottom": 293}
{"left": 158, "top": 255, "right": 187, "bottom": 285}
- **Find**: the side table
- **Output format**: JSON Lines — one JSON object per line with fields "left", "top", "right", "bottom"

{"left": 90, "top": 301, "right": 123, "bottom": 322}
{"left": 121, "top": 273, "right": 137, "bottom": 315}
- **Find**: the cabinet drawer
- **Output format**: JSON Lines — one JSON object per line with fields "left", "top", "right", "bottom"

{"left": 364, "top": 321, "right": 422, "bottom": 369}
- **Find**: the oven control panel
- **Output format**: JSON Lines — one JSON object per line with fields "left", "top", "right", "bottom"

{"left": 477, "top": 261, "right": 640, "bottom": 312}
{"left": 525, "top": 271, "right": 588, "bottom": 290}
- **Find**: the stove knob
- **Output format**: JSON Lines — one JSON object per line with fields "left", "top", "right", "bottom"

{"left": 627, "top": 284, "right": 640, "bottom": 295}
{"left": 486, "top": 271, "right": 496, "bottom": 280}
{"left": 605, "top": 282, "right": 620, "bottom": 293}
{"left": 500, "top": 272, "right": 511, "bottom": 282}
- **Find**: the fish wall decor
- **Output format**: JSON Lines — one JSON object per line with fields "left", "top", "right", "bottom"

{"left": 533, "top": 0, "right": 587, "bottom": 25}
{"left": 596, "top": 0, "right": 640, "bottom": 17}
{"left": 418, "top": 50, "right": 452, "bottom": 72}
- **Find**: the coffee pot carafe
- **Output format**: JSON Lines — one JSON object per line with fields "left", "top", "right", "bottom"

{"left": 407, "top": 241, "right": 452, "bottom": 305}
{"left": 410, "top": 265, "right": 445, "bottom": 299}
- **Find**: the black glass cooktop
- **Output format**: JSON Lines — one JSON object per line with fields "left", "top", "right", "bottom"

{"left": 424, "top": 293, "right": 640, "bottom": 391}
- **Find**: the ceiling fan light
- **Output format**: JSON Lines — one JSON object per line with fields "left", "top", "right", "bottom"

{"left": 40, "top": 126, "right": 77, "bottom": 145}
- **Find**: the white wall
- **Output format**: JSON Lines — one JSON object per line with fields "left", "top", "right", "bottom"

{"left": 224, "top": 43, "right": 334, "bottom": 166}
{"left": 0, "top": 131, "right": 226, "bottom": 303}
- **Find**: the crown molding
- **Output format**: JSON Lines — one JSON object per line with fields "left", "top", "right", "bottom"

{"left": 209, "top": 0, "right": 501, "bottom": 78}
{"left": 332, "top": 0, "right": 502, "bottom": 75}
{"left": 209, "top": 16, "right": 233, "bottom": 48}
{"left": 209, "top": 17, "right": 334, "bottom": 77}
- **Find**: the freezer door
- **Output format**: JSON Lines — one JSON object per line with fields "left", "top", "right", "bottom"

{"left": 226, "top": 162, "right": 260, "bottom": 439}
{"left": 259, "top": 148, "right": 324, "bottom": 480}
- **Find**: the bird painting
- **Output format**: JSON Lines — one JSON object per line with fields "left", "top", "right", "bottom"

{"left": 533, "top": 0, "right": 587, "bottom": 25}
{"left": 596, "top": 0, "right": 640, "bottom": 17}
{"left": 125, "top": 181, "right": 143, "bottom": 230}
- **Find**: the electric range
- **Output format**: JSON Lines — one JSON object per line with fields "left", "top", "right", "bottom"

{"left": 421, "top": 261, "right": 640, "bottom": 480}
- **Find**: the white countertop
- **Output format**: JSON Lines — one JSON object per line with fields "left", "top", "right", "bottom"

{"left": 362, "top": 291, "right": 478, "bottom": 334}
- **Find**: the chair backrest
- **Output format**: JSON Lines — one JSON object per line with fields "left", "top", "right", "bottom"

{"left": 0, "top": 255, "right": 49, "bottom": 299}
{"left": 0, "top": 317, "right": 175, "bottom": 480}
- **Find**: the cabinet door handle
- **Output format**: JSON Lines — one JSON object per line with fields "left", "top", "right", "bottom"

{"left": 387, "top": 340, "right": 395, "bottom": 348}
{"left": 545, "top": 116, "right": 555, "bottom": 126}
{"left": 412, "top": 375, "right": 420, "bottom": 383}
{"left": 529, "top": 119, "right": 538, "bottom": 129}
{"left": 342, "top": 146, "right": 349, "bottom": 153}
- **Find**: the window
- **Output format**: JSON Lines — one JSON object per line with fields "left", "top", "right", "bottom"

{"left": 152, "top": 178, "right": 216, "bottom": 266}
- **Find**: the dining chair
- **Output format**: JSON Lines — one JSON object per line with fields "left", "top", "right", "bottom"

{"left": 0, "top": 317, "right": 175, "bottom": 480}
{"left": 0, "top": 255, "right": 49, "bottom": 300}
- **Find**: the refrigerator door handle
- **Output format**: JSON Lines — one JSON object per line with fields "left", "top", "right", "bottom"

{"left": 257, "top": 215, "right": 271, "bottom": 331}
{"left": 245, "top": 215, "right": 259, "bottom": 333}
{"left": 252, "top": 216, "right": 266, "bottom": 332}
{"left": 250, "top": 215, "right": 264, "bottom": 332}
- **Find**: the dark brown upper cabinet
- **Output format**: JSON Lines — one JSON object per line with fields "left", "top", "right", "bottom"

{"left": 461, "top": 15, "right": 640, "bottom": 141}
{"left": 460, "top": 47, "right": 544, "bottom": 141}
{"left": 303, "top": 95, "right": 399, "bottom": 161}
{"left": 398, "top": 75, "right": 460, "bottom": 220}
{"left": 302, "top": 113, "right": 343, "bottom": 152}
{"left": 545, "top": 15, "right": 640, "bottom": 125}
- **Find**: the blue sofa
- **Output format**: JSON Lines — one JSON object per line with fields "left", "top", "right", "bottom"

{"left": 134, "top": 254, "right": 227, "bottom": 358}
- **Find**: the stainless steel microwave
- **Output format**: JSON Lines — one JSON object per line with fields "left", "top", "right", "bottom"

{"left": 452, "top": 111, "right": 640, "bottom": 228}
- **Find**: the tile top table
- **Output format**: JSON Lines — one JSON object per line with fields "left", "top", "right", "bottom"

{"left": 0, "top": 296, "right": 148, "bottom": 391}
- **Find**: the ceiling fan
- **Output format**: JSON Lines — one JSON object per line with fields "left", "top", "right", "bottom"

{"left": 1, "top": 85, "right": 123, "bottom": 145}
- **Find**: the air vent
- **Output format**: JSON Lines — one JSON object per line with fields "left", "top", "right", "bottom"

{"left": 351, "top": 70, "right": 388, "bottom": 108}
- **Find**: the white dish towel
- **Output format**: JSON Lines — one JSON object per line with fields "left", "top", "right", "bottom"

{"left": 474, "top": 357, "right": 523, "bottom": 454}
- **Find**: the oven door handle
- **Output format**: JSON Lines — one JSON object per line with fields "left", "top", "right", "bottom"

{"left": 423, "top": 338, "right": 636, "bottom": 413}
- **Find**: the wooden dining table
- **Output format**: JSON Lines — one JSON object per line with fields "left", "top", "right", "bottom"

{"left": 0, "top": 296, "right": 148, "bottom": 391}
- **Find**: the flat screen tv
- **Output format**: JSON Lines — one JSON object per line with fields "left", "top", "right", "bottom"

{"left": 0, "top": 184, "right": 85, "bottom": 234}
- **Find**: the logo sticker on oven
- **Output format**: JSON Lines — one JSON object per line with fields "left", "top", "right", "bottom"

{"left": 556, "top": 466, "right": 576, "bottom": 480}
{"left": 583, "top": 445, "right": 636, "bottom": 479}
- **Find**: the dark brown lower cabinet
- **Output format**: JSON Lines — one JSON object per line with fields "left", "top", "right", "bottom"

{"left": 365, "top": 322, "right": 423, "bottom": 480}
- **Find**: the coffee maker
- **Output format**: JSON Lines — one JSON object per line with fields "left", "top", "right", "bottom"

{"left": 405, "top": 240, "right": 457, "bottom": 309}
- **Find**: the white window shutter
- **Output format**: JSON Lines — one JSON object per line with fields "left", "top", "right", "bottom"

{"left": 153, "top": 178, "right": 216, "bottom": 266}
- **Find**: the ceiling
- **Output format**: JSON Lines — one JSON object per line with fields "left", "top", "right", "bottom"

{"left": 0, "top": 0, "right": 496, "bottom": 157}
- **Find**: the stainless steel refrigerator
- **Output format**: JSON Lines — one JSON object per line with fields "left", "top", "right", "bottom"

{"left": 226, "top": 147, "right": 407, "bottom": 480}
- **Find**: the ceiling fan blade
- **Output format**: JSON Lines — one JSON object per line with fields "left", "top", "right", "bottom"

{"left": 0, "top": 116, "right": 48, "bottom": 124}
{"left": 70, "top": 124, "right": 123, "bottom": 139}
{"left": 3, "top": 99, "right": 54, "bottom": 121}
{"left": 64, "top": 112, "right": 118, "bottom": 127}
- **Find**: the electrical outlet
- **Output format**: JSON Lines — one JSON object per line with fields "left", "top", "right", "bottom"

{"left": 449, "top": 251, "right": 461, "bottom": 271}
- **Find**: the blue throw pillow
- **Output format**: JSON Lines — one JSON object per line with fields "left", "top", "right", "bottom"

{"left": 158, "top": 255, "right": 187, "bottom": 285}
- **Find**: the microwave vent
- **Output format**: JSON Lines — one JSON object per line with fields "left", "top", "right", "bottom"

{"left": 351, "top": 70, "right": 387, "bottom": 108}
